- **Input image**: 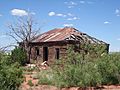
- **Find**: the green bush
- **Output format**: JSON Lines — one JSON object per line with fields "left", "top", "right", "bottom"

{"left": 97, "top": 53, "right": 120, "bottom": 85}
{"left": 51, "top": 49, "right": 102, "bottom": 88}
{"left": 37, "top": 45, "right": 120, "bottom": 88}
{"left": 11, "top": 47, "right": 27, "bottom": 66}
{"left": 27, "top": 80, "right": 34, "bottom": 86}
{"left": 38, "top": 70, "right": 54, "bottom": 85}
{"left": 0, "top": 52, "right": 23, "bottom": 90}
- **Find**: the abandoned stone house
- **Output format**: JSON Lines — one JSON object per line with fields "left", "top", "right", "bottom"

{"left": 29, "top": 27, "right": 109, "bottom": 63}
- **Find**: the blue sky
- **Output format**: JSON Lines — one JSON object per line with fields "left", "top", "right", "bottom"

{"left": 0, "top": 0, "right": 120, "bottom": 52}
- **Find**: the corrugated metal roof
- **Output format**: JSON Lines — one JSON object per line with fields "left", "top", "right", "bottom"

{"left": 32, "top": 27, "right": 107, "bottom": 44}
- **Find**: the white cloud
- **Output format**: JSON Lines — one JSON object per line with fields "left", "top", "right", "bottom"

{"left": 73, "top": 17, "right": 80, "bottom": 20}
{"left": 87, "top": 1, "right": 94, "bottom": 4}
{"left": 30, "top": 12, "right": 36, "bottom": 15}
{"left": 64, "top": 2, "right": 67, "bottom": 4}
{"left": 56, "top": 13, "right": 66, "bottom": 17}
{"left": 104, "top": 21, "right": 110, "bottom": 24}
{"left": 115, "top": 9, "right": 119, "bottom": 14}
{"left": 65, "top": 1, "right": 77, "bottom": 8}
{"left": 63, "top": 15, "right": 67, "bottom": 17}
{"left": 11, "top": 9, "right": 28, "bottom": 16}
{"left": 48, "top": 12, "right": 55, "bottom": 16}
{"left": 56, "top": 14, "right": 63, "bottom": 16}
{"left": 67, "top": 17, "right": 80, "bottom": 20}
{"left": 117, "top": 38, "right": 120, "bottom": 41}
{"left": 70, "top": 1, "right": 77, "bottom": 5}
{"left": 117, "top": 14, "right": 120, "bottom": 16}
{"left": 48, "top": 12, "right": 67, "bottom": 17}
{"left": 48, "top": 11, "right": 80, "bottom": 21}
{"left": 79, "top": 1, "right": 94, "bottom": 4}
{"left": 115, "top": 9, "right": 120, "bottom": 16}
{"left": 80, "top": 1, "right": 85, "bottom": 4}
{"left": 63, "top": 24, "right": 73, "bottom": 27}
{"left": 67, "top": 13, "right": 74, "bottom": 16}
{"left": 68, "top": 6, "right": 74, "bottom": 8}
{"left": 67, "top": 18, "right": 73, "bottom": 20}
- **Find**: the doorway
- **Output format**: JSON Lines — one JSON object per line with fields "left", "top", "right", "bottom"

{"left": 55, "top": 48, "right": 60, "bottom": 60}
{"left": 43, "top": 47, "right": 48, "bottom": 61}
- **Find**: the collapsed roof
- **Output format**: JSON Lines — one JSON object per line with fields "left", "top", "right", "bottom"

{"left": 32, "top": 27, "right": 108, "bottom": 45}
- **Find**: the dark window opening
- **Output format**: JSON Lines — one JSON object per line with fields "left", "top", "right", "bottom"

{"left": 35, "top": 47, "right": 39, "bottom": 56}
{"left": 43, "top": 47, "right": 48, "bottom": 61}
{"left": 55, "top": 48, "right": 60, "bottom": 60}
{"left": 37, "top": 49, "right": 39, "bottom": 55}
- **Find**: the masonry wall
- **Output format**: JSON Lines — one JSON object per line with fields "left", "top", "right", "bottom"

{"left": 30, "top": 44, "right": 68, "bottom": 63}
{"left": 30, "top": 41, "right": 109, "bottom": 64}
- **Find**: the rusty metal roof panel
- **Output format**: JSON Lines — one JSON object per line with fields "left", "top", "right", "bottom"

{"left": 32, "top": 27, "right": 107, "bottom": 44}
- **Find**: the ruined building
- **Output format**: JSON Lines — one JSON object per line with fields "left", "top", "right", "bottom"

{"left": 28, "top": 27, "right": 109, "bottom": 63}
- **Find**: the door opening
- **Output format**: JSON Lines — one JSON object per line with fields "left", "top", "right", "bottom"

{"left": 55, "top": 48, "right": 60, "bottom": 60}
{"left": 43, "top": 47, "right": 48, "bottom": 61}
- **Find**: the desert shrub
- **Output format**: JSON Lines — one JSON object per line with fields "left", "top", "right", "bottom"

{"left": 37, "top": 46, "right": 103, "bottom": 88}
{"left": 11, "top": 47, "right": 27, "bottom": 66}
{"left": 0, "top": 52, "right": 23, "bottom": 90}
{"left": 51, "top": 47, "right": 102, "bottom": 88}
{"left": 38, "top": 69, "right": 54, "bottom": 85}
{"left": 25, "top": 67, "right": 35, "bottom": 72}
{"left": 38, "top": 45, "right": 120, "bottom": 88}
{"left": 27, "top": 80, "right": 34, "bottom": 86}
{"left": 97, "top": 53, "right": 120, "bottom": 85}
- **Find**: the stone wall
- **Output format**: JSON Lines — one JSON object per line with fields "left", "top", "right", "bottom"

{"left": 30, "top": 44, "right": 68, "bottom": 63}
